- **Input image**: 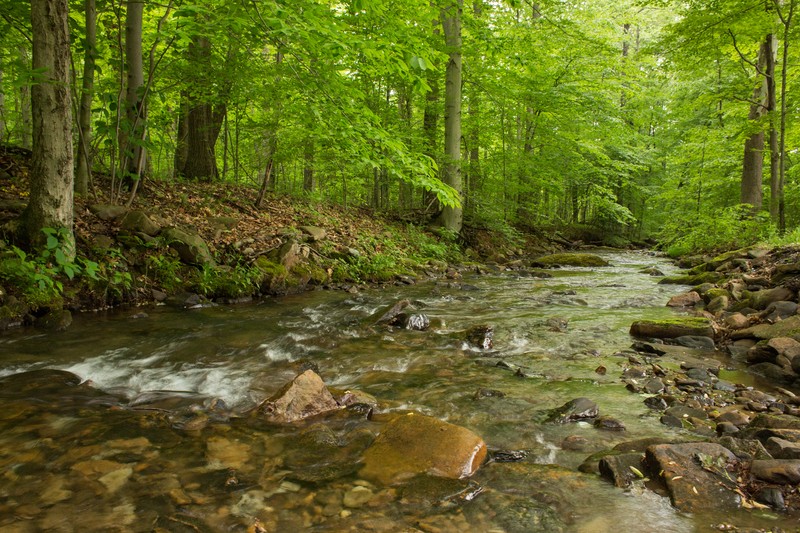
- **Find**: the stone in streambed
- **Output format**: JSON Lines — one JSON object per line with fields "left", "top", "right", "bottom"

{"left": 255, "top": 369, "right": 340, "bottom": 423}
{"left": 645, "top": 442, "right": 740, "bottom": 513}
{"left": 666, "top": 291, "right": 701, "bottom": 307}
{"left": 629, "top": 317, "right": 713, "bottom": 340}
{"left": 546, "top": 397, "right": 599, "bottom": 423}
{"left": 732, "top": 314, "right": 800, "bottom": 341}
{"left": 533, "top": 253, "right": 610, "bottom": 267}
{"left": 750, "top": 460, "right": 800, "bottom": 484}
{"left": 740, "top": 286, "right": 795, "bottom": 311}
{"left": 359, "top": 412, "right": 487, "bottom": 485}
{"left": 599, "top": 453, "right": 644, "bottom": 488}
{"left": 466, "top": 324, "right": 494, "bottom": 349}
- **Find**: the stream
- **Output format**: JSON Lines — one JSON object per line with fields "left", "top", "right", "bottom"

{"left": 0, "top": 250, "right": 794, "bottom": 532}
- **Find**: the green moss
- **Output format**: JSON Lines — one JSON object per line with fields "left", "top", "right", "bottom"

{"left": 659, "top": 272, "right": 724, "bottom": 285}
{"left": 534, "top": 253, "right": 610, "bottom": 267}
{"left": 629, "top": 317, "right": 714, "bottom": 339}
{"left": 291, "top": 263, "right": 329, "bottom": 286}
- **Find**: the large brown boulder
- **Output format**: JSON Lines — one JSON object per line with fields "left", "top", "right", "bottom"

{"left": 645, "top": 442, "right": 740, "bottom": 513}
{"left": 629, "top": 317, "right": 714, "bottom": 340}
{"left": 255, "top": 370, "right": 340, "bottom": 423}
{"left": 360, "top": 413, "right": 487, "bottom": 485}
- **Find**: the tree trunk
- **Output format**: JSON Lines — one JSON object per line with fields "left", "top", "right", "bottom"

{"left": 398, "top": 86, "right": 413, "bottom": 210}
{"left": 123, "top": 0, "right": 146, "bottom": 189}
{"left": 75, "top": 0, "right": 97, "bottom": 196}
{"left": 23, "top": 0, "right": 74, "bottom": 256}
{"left": 436, "top": 0, "right": 463, "bottom": 233}
{"left": 303, "top": 140, "right": 315, "bottom": 193}
{"left": 173, "top": 90, "right": 189, "bottom": 178}
{"left": 0, "top": 56, "right": 5, "bottom": 142}
{"left": 180, "top": 35, "right": 225, "bottom": 181}
{"left": 423, "top": 12, "right": 441, "bottom": 215}
{"left": 740, "top": 37, "right": 771, "bottom": 211}
{"left": 19, "top": 46, "right": 32, "bottom": 150}
{"left": 767, "top": 33, "right": 779, "bottom": 222}
{"left": 776, "top": 0, "right": 796, "bottom": 232}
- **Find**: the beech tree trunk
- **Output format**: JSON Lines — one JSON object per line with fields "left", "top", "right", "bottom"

{"left": 123, "top": 0, "right": 146, "bottom": 188}
{"left": 436, "top": 0, "right": 463, "bottom": 233}
{"left": 740, "top": 37, "right": 771, "bottom": 211}
{"left": 19, "top": 46, "right": 32, "bottom": 150}
{"left": 75, "top": 0, "right": 97, "bottom": 196}
{"left": 23, "top": 0, "right": 74, "bottom": 256}
{"left": 303, "top": 140, "right": 315, "bottom": 193}
{"left": 178, "top": 36, "right": 226, "bottom": 181}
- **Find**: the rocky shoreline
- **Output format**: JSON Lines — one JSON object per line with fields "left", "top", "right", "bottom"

{"left": 577, "top": 245, "right": 800, "bottom": 520}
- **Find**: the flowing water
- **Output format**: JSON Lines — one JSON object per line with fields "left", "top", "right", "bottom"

{"left": 0, "top": 250, "right": 795, "bottom": 532}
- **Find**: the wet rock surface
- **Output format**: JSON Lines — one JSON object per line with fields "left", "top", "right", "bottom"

{"left": 360, "top": 413, "right": 487, "bottom": 485}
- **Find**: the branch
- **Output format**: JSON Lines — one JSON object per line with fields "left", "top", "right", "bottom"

{"left": 728, "top": 29, "right": 762, "bottom": 74}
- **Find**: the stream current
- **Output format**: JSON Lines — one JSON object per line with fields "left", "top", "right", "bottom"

{"left": 0, "top": 250, "right": 794, "bottom": 532}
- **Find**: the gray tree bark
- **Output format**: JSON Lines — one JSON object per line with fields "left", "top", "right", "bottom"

{"left": 436, "top": 0, "right": 463, "bottom": 233}
{"left": 75, "top": 0, "right": 97, "bottom": 196}
{"left": 740, "top": 37, "right": 771, "bottom": 211}
{"left": 19, "top": 46, "right": 32, "bottom": 150}
{"left": 123, "top": 0, "right": 146, "bottom": 188}
{"left": 22, "top": 0, "right": 74, "bottom": 256}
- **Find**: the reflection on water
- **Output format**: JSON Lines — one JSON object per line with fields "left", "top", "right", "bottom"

{"left": 0, "top": 251, "right": 791, "bottom": 531}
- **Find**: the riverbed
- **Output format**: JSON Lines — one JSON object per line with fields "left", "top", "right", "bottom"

{"left": 0, "top": 250, "right": 793, "bottom": 532}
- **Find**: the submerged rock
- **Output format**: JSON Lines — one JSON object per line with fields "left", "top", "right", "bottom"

{"left": 666, "top": 291, "right": 701, "bottom": 307}
{"left": 466, "top": 324, "right": 494, "bottom": 350}
{"left": 645, "top": 442, "right": 740, "bottom": 513}
{"left": 629, "top": 317, "right": 714, "bottom": 340}
{"left": 533, "top": 253, "right": 610, "bottom": 267}
{"left": 546, "top": 397, "right": 599, "bottom": 423}
{"left": 255, "top": 370, "right": 340, "bottom": 423}
{"left": 360, "top": 412, "right": 487, "bottom": 485}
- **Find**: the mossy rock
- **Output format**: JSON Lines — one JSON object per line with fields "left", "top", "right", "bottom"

{"left": 533, "top": 253, "right": 610, "bottom": 267}
{"left": 659, "top": 272, "right": 724, "bottom": 286}
{"left": 702, "top": 288, "right": 731, "bottom": 305}
{"left": 161, "top": 227, "right": 215, "bottom": 266}
{"left": 630, "top": 317, "right": 714, "bottom": 340}
{"left": 731, "top": 315, "right": 800, "bottom": 342}
{"left": 291, "top": 263, "right": 329, "bottom": 286}
{"left": 254, "top": 257, "right": 288, "bottom": 292}
{"left": 738, "top": 287, "right": 795, "bottom": 311}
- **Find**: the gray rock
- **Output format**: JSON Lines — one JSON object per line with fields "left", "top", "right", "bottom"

{"left": 89, "top": 203, "right": 127, "bottom": 221}
{"left": 599, "top": 452, "right": 644, "bottom": 488}
{"left": 666, "top": 291, "right": 701, "bottom": 307}
{"left": 673, "top": 335, "right": 716, "bottom": 350}
{"left": 547, "top": 397, "right": 599, "bottom": 423}
{"left": 161, "top": 227, "right": 215, "bottom": 266}
{"left": 750, "top": 460, "right": 800, "bottom": 484}
{"left": 645, "top": 442, "right": 740, "bottom": 513}
{"left": 765, "top": 437, "right": 800, "bottom": 459}
{"left": 34, "top": 309, "right": 72, "bottom": 332}
{"left": 765, "top": 301, "right": 799, "bottom": 322}
{"left": 466, "top": 324, "right": 494, "bottom": 350}
{"left": 255, "top": 370, "right": 340, "bottom": 423}
{"left": 120, "top": 210, "right": 161, "bottom": 236}
{"left": 744, "top": 286, "right": 795, "bottom": 311}
{"left": 299, "top": 225, "right": 327, "bottom": 242}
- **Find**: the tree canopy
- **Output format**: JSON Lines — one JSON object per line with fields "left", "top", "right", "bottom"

{"left": 2, "top": 0, "right": 800, "bottom": 252}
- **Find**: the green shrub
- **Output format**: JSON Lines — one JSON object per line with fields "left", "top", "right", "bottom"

{"left": 658, "top": 205, "right": 770, "bottom": 257}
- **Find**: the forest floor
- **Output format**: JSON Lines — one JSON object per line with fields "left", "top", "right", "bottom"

{"left": 0, "top": 145, "right": 567, "bottom": 329}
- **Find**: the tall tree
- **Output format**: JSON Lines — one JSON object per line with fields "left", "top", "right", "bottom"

{"left": 122, "top": 0, "right": 146, "bottom": 190}
{"left": 437, "top": 0, "right": 463, "bottom": 232}
{"left": 22, "top": 0, "right": 74, "bottom": 255}
{"left": 739, "top": 34, "right": 772, "bottom": 211}
{"left": 75, "top": 0, "right": 97, "bottom": 196}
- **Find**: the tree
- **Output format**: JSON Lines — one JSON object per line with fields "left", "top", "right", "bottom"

{"left": 21, "top": 0, "right": 74, "bottom": 256}
{"left": 437, "top": 0, "right": 463, "bottom": 232}
{"left": 122, "top": 0, "right": 146, "bottom": 191}
{"left": 75, "top": 0, "right": 97, "bottom": 196}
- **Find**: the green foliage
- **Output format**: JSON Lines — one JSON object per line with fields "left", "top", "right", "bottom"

{"left": 145, "top": 254, "right": 185, "bottom": 293}
{"left": 0, "top": 245, "right": 63, "bottom": 310}
{"left": 81, "top": 249, "right": 133, "bottom": 305}
{"left": 659, "top": 205, "right": 770, "bottom": 257}
{"left": 190, "top": 264, "right": 261, "bottom": 298}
